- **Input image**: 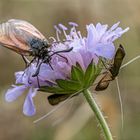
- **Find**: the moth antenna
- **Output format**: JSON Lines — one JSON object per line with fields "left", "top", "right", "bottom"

{"left": 51, "top": 99, "right": 74, "bottom": 127}
{"left": 121, "top": 55, "right": 140, "bottom": 69}
{"left": 115, "top": 77, "right": 124, "bottom": 132}
{"left": 33, "top": 90, "right": 82, "bottom": 124}
{"left": 33, "top": 99, "right": 69, "bottom": 124}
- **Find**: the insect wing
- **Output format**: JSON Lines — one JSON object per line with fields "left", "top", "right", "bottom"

{"left": 0, "top": 19, "right": 46, "bottom": 55}
{"left": 8, "top": 19, "right": 46, "bottom": 40}
{"left": 95, "top": 72, "right": 112, "bottom": 91}
{"left": 95, "top": 44, "right": 126, "bottom": 91}
{"left": 110, "top": 44, "right": 125, "bottom": 78}
{"left": 48, "top": 94, "right": 71, "bottom": 105}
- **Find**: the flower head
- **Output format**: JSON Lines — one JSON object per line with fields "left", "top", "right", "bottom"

{"left": 5, "top": 22, "right": 129, "bottom": 116}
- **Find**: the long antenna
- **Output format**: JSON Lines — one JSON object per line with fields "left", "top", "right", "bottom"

{"left": 121, "top": 55, "right": 140, "bottom": 69}
{"left": 33, "top": 90, "right": 82, "bottom": 124}
{"left": 115, "top": 77, "right": 124, "bottom": 131}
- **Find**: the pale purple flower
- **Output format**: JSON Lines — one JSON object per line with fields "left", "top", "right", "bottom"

{"left": 86, "top": 22, "right": 129, "bottom": 59}
{"left": 5, "top": 85, "right": 27, "bottom": 102}
{"left": 23, "top": 88, "right": 37, "bottom": 116}
{"left": 5, "top": 22, "right": 129, "bottom": 116}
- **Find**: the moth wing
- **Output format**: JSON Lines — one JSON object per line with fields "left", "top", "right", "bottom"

{"left": 48, "top": 94, "right": 71, "bottom": 105}
{"left": 0, "top": 40, "right": 30, "bottom": 55}
{"left": 110, "top": 44, "right": 125, "bottom": 77}
{"left": 95, "top": 72, "right": 112, "bottom": 91}
{"left": 8, "top": 19, "right": 46, "bottom": 40}
{"left": 0, "top": 19, "right": 46, "bottom": 55}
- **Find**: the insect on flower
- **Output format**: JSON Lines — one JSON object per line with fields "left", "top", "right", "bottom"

{"left": 0, "top": 19, "right": 73, "bottom": 77}
{"left": 95, "top": 44, "right": 125, "bottom": 91}
{"left": 48, "top": 45, "right": 126, "bottom": 105}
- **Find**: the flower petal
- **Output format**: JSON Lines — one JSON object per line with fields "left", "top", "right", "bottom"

{"left": 23, "top": 88, "right": 38, "bottom": 116}
{"left": 15, "top": 71, "right": 25, "bottom": 84}
{"left": 94, "top": 43, "right": 115, "bottom": 59}
{"left": 5, "top": 85, "right": 27, "bottom": 102}
{"left": 86, "top": 24, "right": 98, "bottom": 48}
{"left": 109, "top": 22, "right": 120, "bottom": 31}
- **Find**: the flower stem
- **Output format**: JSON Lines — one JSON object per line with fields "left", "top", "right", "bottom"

{"left": 83, "top": 89, "right": 113, "bottom": 140}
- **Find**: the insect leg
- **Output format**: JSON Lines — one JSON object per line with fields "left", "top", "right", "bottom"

{"left": 22, "top": 56, "right": 36, "bottom": 79}
{"left": 100, "top": 58, "right": 109, "bottom": 70}
{"left": 32, "top": 60, "right": 44, "bottom": 77}
{"left": 36, "top": 57, "right": 40, "bottom": 67}
{"left": 26, "top": 56, "right": 36, "bottom": 67}
{"left": 52, "top": 47, "right": 73, "bottom": 54}
{"left": 32, "top": 48, "right": 73, "bottom": 77}
{"left": 49, "top": 47, "right": 73, "bottom": 61}
{"left": 21, "top": 55, "right": 29, "bottom": 67}
{"left": 48, "top": 61, "right": 53, "bottom": 70}
{"left": 37, "top": 75, "right": 40, "bottom": 88}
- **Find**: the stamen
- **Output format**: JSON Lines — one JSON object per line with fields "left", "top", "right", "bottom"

{"left": 69, "top": 24, "right": 79, "bottom": 41}
{"left": 69, "top": 23, "right": 78, "bottom": 37}
{"left": 70, "top": 26, "right": 77, "bottom": 36}
{"left": 69, "top": 22, "right": 78, "bottom": 27}
{"left": 58, "top": 24, "right": 68, "bottom": 31}
{"left": 54, "top": 25, "right": 61, "bottom": 41}
{"left": 56, "top": 31, "right": 60, "bottom": 41}
{"left": 70, "top": 27, "right": 79, "bottom": 40}
{"left": 74, "top": 32, "right": 79, "bottom": 39}
{"left": 77, "top": 31, "right": 85, "bottom": 45}
{"left": 54, "top": 25, "right": 61, "bottom": 34}
{"left": 58, "top": 24, "right": 68, "bottom": 38}
{"left": 77, "top": 31, "right": 82, "bottom": 40}
{"left": 65, "top": 35, "right": 72, "bottom": 41}
{"left": 63, "top": 30, "right": 68, "bottom": 39}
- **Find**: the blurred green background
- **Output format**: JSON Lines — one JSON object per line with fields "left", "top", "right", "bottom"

{"left": 0, "top": 0, "right": 140, "bottom": 140}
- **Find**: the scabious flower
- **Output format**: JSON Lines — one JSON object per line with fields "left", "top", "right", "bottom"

{"left": 5, "top": 22, "right": 129, "bottom": 116}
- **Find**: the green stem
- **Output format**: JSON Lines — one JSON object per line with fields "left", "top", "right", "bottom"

{"left": 83, "top": 89, "right": 113, "bottom": 140}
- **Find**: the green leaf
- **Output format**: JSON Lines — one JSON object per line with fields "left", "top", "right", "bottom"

{"left": 56, "top": 79, "right": 82, "bottom": 91}
{"left": 95, "top": 60, "right": 102, "bottom": 76}
{"left": 71, "top": 66, "right": 77, "bottom": 81}
{"left": 84, "top": 60, "right": 96, "bottom": 88}
{"left": 39, "top": 60, "right": 103, "bottom": 95}
{"left": 71, "top": 65, "right": 84, "bottom": 82}
{"left": 76, "top": 62, "right": 83, "bottom": 70}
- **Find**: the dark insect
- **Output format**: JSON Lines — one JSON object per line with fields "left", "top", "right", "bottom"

{"left": 48, "top": 94, "right": 71, "bottom": 105}
{"left": 47, "top": 93, "right": 79, "bottom": 105}
{"left": 95, "top": 44, "right": 125, "bottom": 91}
{"left": 48, "top": 45, "right": 125, "bottom": 105}
{"left": 0, "top": 19, "right": 72, "bottom": 77}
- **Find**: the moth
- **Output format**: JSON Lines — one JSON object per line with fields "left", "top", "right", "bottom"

{"left": 0, "top": 19, "right": 72, "bottom": 76}
{"left": 47, "top": 45, "right": 125, "bottom": 105}
{"left": 95, "top": 44, "right": 125, "bottom": 91}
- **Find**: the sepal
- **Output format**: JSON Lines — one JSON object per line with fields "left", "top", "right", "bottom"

{"left": 39, "top": 60, "right": 102, "bottom": 94}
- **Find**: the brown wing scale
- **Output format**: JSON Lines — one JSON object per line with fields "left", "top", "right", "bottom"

{"left": 0, "top": 19, "right": 46, "bottom": 55}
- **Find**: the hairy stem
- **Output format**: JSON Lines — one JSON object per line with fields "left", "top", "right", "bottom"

{"left": 83, "top": 89, "right": 113, "bottom": 140}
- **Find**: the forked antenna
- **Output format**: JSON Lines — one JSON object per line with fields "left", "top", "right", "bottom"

{"left": 121, "top": 55, "right": 140, "bottom": 69}
{"left": 115, "top": 77, "right": 124, "bottom": 132}
{"left": 33, "top": 90, "right": 82, "bottom": 124}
